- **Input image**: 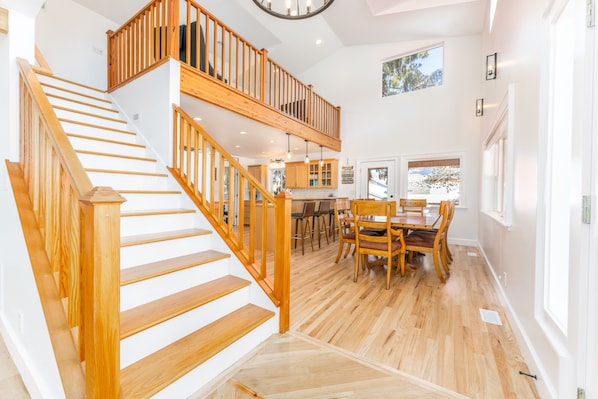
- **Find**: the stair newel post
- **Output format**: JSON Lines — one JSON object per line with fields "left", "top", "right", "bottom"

{"left": 168, "top": 0, "right": 180, "bottom": 60}
{"left": 274, "top": 191, "right": 292, "bottom": 333}
{"left": 79, "top": 187, "right": 126, "bottom": 398}
{"left": 260, "top": 48, "right": 268, "bottom": 103}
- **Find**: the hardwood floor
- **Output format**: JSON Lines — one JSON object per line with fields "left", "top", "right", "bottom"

{"left": 288, "top": 241, "right": 540, "bottom": 399}
{"left": 203, "top": 332, "right": 470, "bottom": 399}
{"left": 0, "top": 333, "right": 29, "bottom": 398}
{"left": 1, "top": 236, "right": 541, "bottom": 398}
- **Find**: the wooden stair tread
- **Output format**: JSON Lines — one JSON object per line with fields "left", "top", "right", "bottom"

{"left": 59, "top": 117, "right": 136, "bottom": 135}
{"left": 121, "top": 208, "right": 195, "bottom": 217}
{"left": 121, "top": 228, "right": 211, "bottom": 247}
{"left": 53, "top": 104, "right": 127, "bottom": 124}
{"left": 39, "top": 82, "right": 111, "bottom": 104}
{"left": 76, "top": 149, "right": 157, "bottom": 162}
{"left": 85, "top": 168, "right": 168, "bottom": 177}
{"left": 121, "top": 275, "right": 250, "bottom": 339}
{"left": 121, "top": 250, "right": 230, "bottom": 286}
{"left": 66, "top": 132, "right": 145, "bottom": 148}
{"left": 120, "top": 304, "right": 275, "bottom": 399}
{"left": 46, "top": 93, "right": 118, "bottom": 114}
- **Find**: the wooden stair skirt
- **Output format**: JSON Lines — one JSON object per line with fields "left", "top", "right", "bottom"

{"left": 31, "top": 68, "right": 277, "bottom": 398}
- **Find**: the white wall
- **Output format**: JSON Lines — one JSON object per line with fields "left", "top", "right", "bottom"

{"left": 110, "top": 61, "right": 181, "bottom": 166}
{"left": 478, "top": 0, "right": 566, "bottom": 397}
{"left": 35, "top": 0, "right": 118, "bottom": 89}
{"left": 300, "top": 35, "right": 482, "bottom": 245}
{"left": 0, "top": 2, "right": 67, "bottom": 398}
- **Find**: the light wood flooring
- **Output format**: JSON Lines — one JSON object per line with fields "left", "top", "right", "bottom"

{"left": 0, "top": 333, "right": 29, "bottom": 398}
{"left": 285, "top": 240, "right": 540, "bottom": 398}
{"left": 0, "top": 238, "right": 541, "bottom": 398}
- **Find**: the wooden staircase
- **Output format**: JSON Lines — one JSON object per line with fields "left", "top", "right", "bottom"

{"left": 34, "top": 70, "right": 277, "bottom": 398}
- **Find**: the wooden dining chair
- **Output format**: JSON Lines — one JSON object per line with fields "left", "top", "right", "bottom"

{"left": 353, "top": 200, "right": 406, "bottom": 289}
{"left": 333, "top": 198, "right": 356, "bottom": 263}
{"left": 404, "top": 200, "right": 451, "bottom": 283}
{"left": 408, "top": 200, "right": 455, "bottom": 273}
{"left": 399, "top": 198, "right": 427, "bottom": 215}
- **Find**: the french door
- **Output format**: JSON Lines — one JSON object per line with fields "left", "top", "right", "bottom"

{"left": 357, "top": 159, "right": 396, "bottom": 200}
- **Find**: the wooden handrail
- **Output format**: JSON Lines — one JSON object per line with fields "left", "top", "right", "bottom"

{"left": 17, "top": 58, "right": 123, "bottom": 398}
{"left": 106, "top": 0, "right": 340, "bottom": 141}
{"left": 170, "top": 105, "right": 292, "bottom": 332}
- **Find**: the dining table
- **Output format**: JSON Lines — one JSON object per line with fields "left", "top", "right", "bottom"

{"left": 339, "top": 210, "right": 442, "bottom": 274}
{"left": 338, "top": 211, "right": 441, "bottom": 230}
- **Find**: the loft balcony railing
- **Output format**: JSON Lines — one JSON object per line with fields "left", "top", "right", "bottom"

{"left": 107, "top": 0, "right": 341, "bottom": 141}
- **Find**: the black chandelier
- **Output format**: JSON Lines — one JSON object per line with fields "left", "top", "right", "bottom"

{"left": 252, "top": 0, "right": 335, "bottom": 20}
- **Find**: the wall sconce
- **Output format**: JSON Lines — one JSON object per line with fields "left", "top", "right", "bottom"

{"left": 486, "top": 52, "right": 497, "bottom": 80}
{"left": 476, "top": 98, "right": 484, "bottom": 117}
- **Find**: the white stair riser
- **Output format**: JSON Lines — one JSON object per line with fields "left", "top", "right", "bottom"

{"left": 120, "top": 287, "right": 250, "bottom": 368}
{"left": 77, "top": 153, "right": 158, "bottom": 174}
{"left": 120, "top": 234, "right": 213, "bottom": 268}
{"left": 87, "top": 172, "right": 169, "bottom": 190}
{"left": 120, "top": 258, "right": 230, "bottom": 311}
{"left": 47, "top": 96, "right": 118, "bottom": 119}
{"left": 41, "top": 84, "right": 110, "bottom": 108}
{"left": 120, "top": 212, "right": 196, "bottom": 236}
{"left": 68, "top": 137, "right": 147, "bottom": 158}
{"left": 36, "top": 74, "right": 108, "bottom": 100}
{"left": 151, "top": 318, "right": 276, "bottom": 399}
{"left": 119, "top": 193, "right": 183, "bottom": 212}
{"left": 54, "top": 108, "right": 128, "bottom": 130}
{"left": 61, "top": 121, "right": 138, "bottom": 144}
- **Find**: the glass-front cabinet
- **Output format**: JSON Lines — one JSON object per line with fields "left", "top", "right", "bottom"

{"left": 287, "top": 159, "right": 337, "bottom": 188}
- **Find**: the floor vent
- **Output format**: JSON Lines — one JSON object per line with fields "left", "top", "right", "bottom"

{"left": 480, "top": 308, "right": 502, "bottom": 325}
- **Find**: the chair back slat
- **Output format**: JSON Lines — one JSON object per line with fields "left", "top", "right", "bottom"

{"left": 399, "top": 198, "right": 427, "bottom": 215}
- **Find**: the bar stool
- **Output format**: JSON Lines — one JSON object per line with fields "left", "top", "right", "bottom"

{"left": 313, "top": 200, "right": 331, "bottom": 248}
{"left": 291, "top": 201, "right": 316, "bottom": 255}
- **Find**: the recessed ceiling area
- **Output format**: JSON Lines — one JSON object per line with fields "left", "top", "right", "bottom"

{"left": 180, "top": 95, "right": 317, "bottom": 161}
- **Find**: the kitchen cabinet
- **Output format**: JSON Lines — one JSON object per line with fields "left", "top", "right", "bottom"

{"left": 248, "top": 164, "right": 268, "bottom": 187}
{"left": 286, "top": 159, "right": 338, "bottom": 188}
{"left": 285, "top": 162, "right": 308, "bottom": 188}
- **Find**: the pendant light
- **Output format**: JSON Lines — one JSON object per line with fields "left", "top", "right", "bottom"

{"left": 320, "top": 145, "right": 324, "bottom": 167}
{"left": 304, "top": 140, "right": 309, "bottom": 164}
{"left": 286, "top": 133, "right": 292, "bottom": 159}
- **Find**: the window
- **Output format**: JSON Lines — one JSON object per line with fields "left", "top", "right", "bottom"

{"left": 406, "top": 158, "right": 460, "bottom": 204}
{"left": 481, "top": 84, "right": 514, "bottom": 228}
{"left": 367, "top": 167, "right": 389, "bottom": 200}
{"left": 382, "top": 45, "right": 443, "bottom": 97}
{"left": 489, "top": 0, "right": 498, "bottom": 32}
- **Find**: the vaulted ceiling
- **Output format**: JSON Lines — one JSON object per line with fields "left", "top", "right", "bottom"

{"left": 73, "top": 0, "right": 486, "bottom": 159}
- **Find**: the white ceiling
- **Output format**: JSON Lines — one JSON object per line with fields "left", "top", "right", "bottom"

{"left": 74, "top": 0, "right": 486, "bottom": 160}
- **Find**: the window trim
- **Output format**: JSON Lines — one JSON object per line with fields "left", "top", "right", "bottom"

{"left": 400, "top": 152, "right": 465, "bottom": 207}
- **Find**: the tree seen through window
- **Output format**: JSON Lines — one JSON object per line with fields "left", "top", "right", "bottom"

{"left": 382, "top": 46, "right": 443, "bottom": 97}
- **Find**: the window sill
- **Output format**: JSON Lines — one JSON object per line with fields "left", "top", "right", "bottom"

{"left": 482, "top": 210, "right": 512, "bottom": 230}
